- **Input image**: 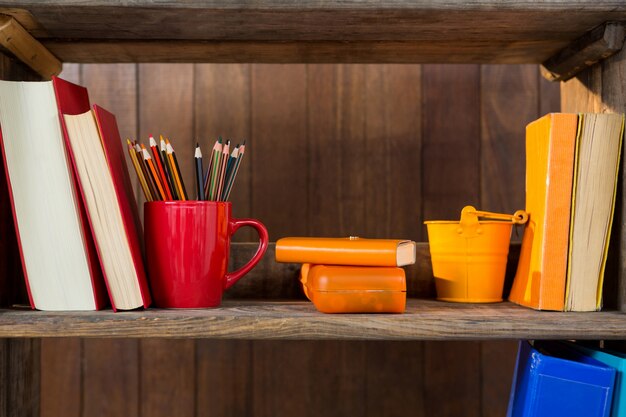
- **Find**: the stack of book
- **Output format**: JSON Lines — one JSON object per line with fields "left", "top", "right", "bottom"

{"left": 0, "top": 77, "right": 151, "bottom": 311}
{"left": 509, "top": 113, "right": 625, "bottom": 312}
{"left": 275, "top": 237, "right": 417, "bottom": 313}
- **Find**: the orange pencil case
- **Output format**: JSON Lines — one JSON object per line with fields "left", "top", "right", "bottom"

{"left": 300, "top": 264, "right": 406, "bottom": 313}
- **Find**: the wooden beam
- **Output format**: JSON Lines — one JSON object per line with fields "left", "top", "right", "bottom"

{"left": 43, "top": 39, "right": 576, "bottom": 64}
{"left": 0, "top": 300, "right": 623, "bottom": 340}
{"left": 541, "top": 22, "right": 625, "bottom": 82}
{"left": 0, "top": 15, "right": 61, "bottom": 79}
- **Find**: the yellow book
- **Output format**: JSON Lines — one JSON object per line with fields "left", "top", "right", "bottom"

{"left": 275, "top": 237, "right": 416, "bottom": 267}
{"left": 565, "top": 113, "right": 624, "bottom": 311}
{"left": 509, "top": 113, "right": 579, "bottom": 311}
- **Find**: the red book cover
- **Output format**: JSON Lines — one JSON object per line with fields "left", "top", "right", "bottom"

{"left": 52, "top": 76, "right": 108, "bottom": 310}
{"left": 92, "top": 104, "right": 152, "bottom": 309}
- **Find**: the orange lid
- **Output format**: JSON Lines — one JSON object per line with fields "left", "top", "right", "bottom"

{"left": 300, "top": 264, "right": 406, "bottom": 292}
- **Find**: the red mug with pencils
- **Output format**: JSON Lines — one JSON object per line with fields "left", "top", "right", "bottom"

{"left": 144, "top": 201, "right": 269, "bottom": 308}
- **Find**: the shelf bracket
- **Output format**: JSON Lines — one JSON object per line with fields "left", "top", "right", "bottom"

{"left": 0, "top": 14, "right": 61, "bottom": 80}
{"left": 541, "top": 22, "right": 625, "bottom": 82}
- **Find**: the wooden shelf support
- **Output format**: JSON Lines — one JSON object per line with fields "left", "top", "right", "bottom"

{"left": 0, "top": 14, "right": 61, "bottom": 80}
{"left": 542, "top": 22, "right": 626, "bottom": 82}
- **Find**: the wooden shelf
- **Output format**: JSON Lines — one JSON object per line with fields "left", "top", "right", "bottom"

{"left": 1, "top": 299, "right": 625, "bottom": 340}
{"left": 2, "top": 1, "right": 626, "bottom": 63}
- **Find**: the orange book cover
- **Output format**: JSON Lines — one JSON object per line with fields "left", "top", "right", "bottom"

{"left": 509, "top": 113, "right": 579, "bottom": 311}
{"left": 275, "top": 237, "right": 416, "bottom": 267}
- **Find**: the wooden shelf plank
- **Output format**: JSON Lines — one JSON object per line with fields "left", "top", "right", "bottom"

{"left": 0, "top": 300, "right": 625, "bottom": 340}
{"left": 1, "top": 2, "right": 626, "bottom": 63}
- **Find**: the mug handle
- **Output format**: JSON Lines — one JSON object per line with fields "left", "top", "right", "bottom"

{"left": 224, "top": 218, "right": 269, "bottom": 290}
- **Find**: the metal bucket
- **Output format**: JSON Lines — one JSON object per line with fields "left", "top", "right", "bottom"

{"left": 425, "top": 206, "right": 527, "bottom": 303}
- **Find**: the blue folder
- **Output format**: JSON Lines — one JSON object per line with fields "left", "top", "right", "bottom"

{"left": 568, "top": 343, "right": 626, "bottom": 417}
{"left": 507, "top": 341, "right": 616, "bottom": 417}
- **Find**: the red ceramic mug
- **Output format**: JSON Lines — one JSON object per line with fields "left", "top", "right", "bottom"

{"left": 144, "top": 201, "right": 269, "bottom": 308}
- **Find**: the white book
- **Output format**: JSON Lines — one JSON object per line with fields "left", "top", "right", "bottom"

{"left": 0, "top": 79, "right": 104, "bottom": 310}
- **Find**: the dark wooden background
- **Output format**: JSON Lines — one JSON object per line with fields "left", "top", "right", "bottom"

{"left": 39, "top": 63, "right": 559, "bottom": 417}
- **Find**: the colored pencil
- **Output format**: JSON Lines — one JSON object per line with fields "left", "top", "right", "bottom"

{"left": 204, "top": 139, "right": 220, "bottom": 199}
{"left": 195, "top": 143, "right": 204, "bottom": 200}
{"left": 216, "top": 140, "right": 230, "bottom": 201}
{"left": 208, "top": 138, "right": 223, "bottom": 200}
{"left": 127, "top": 139, "right": 153, "bottom": 201}
{"left": 159, "top": 135, "right": 178, "bottom": 200}
{"left": 223, "top": 141, "right": 245, "bottom": 201}
{"left": 135, "top": 142, "right": 158, "bottom": 200}
{"left": 142, "top": 144, "right": 166, "bottom": 200}
{"left": 149, "top": 135, "right": 173, "bottom": 200}
{"left": 221, "top": 145, "right": 239, "bottom": 201}
{"left": 166, "top": 139, "right": 187, "bottom": 201}
{"left": 167, "top": 138, "right": 188, "bottom": 200}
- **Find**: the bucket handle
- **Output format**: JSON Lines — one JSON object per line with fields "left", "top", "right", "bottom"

{"left": 461, "top": 206, "right": 528, "bottom": 225}
{"left": 459, "top": 206, "right": 528, "bottom": 237}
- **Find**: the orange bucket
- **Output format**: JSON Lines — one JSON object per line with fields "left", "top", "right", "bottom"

{"left": 424, "top": 206, "right": 527, "bottom": 303}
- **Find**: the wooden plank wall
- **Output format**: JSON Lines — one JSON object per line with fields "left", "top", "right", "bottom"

{"left": 40, "top": 63, "right": 559, "bottom": 417}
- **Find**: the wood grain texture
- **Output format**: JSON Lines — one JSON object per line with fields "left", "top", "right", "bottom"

{"left": 40, "top": 339, "right": 80, "bottom": 417}
{"left": 7, "top": 2, "right": 625, "bottom": 68}
{"left": 253, "top": 340, "right": 366, "bottom": 417}
{"left": 43, "top": 39, "right": 580, "bottom": 65}
{"left": 139, "top": 63, "right": 194, "bottom": 199}
{"left": 251, "top": 64, "right": 307, "bottom": 239}
{"left": 0, "top": 15, "right": 61, "bottom": 79}
{"left": 306, "top": 64, "right": 340, "bottom": 236}
{"left": 0, "top": 7, "right": 48, "bottom": 37}
{"left": 82, "top": 339, "right": 139, "bottom": 417}
{"left": 541, "top": 22, "right": 625, "bottom": 82}
{"left": 561, "top": 63, "right": 603, "bottom": 113}
{"left": 194, "top": 64, "right": 252, "bottom": 235}
{"left": 22, "top": 6, "right": 624, "bottom": 42}
{"left": 422, "top": 64, "right": 481, "bottom": 223}
{"left": 335, "top": 65, "right": 367, "bottom": 235}
{"left": 422, "top": 63, "right": 481, "bottom": 417}
{"left": 364, "top": 341, "right": 425, "bottom": 417}
{"left": 0, "top": 339, "right": 40, "bottom": 417}
{"left": 0, "top": 300, "right": 624, "bottom": 339}
{"left": 480, "top": 64, "right": 537, "bottom": 217}
{"left": 196, "top": 340, "right": 252, "bottom": 417}
{"left": 424, "top": 341, "right": 481, "bottom": 417}
{"left": 365, "top": 65, "right": 422, "bottom": 240}
{"left": 539, "top": 71, "right": 562, "bottom": 115}
{"left": 481, "top": 340, "right": 518, "bottom": 417}
{"left": 6, "top": 1, "right": 626, "bottom": 11}
{"left": 140, "top": 339, "right": 195, "bottom": 417}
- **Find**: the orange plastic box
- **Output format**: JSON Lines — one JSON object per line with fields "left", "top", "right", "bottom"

{"left": 300, "top": 264, "right": 406, "bottom": 313}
